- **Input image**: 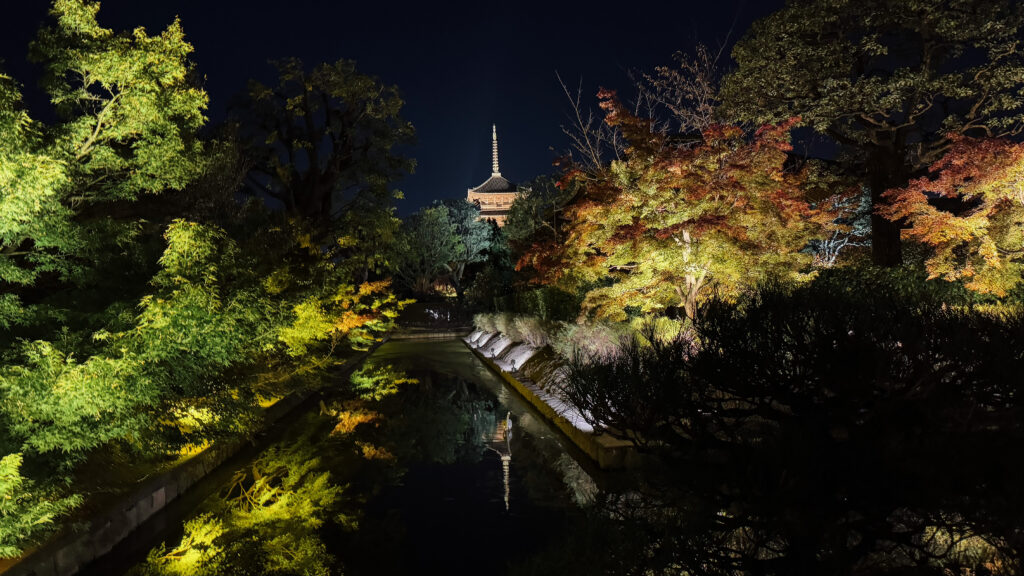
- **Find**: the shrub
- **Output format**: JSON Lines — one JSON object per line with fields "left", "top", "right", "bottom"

{"left": 629, "top": 316, "right": 685, "bottom": 345}
{"left": 559, "top": 280, "right": 1024, "bottom": 576}
{"left": 473, "top": 313, "right": 497, "bottom": 333}
{"left": 514, "top": 287, "right": 582, "bottom": 322}
{"left": 513, "top": 316, "right": 552, "bottom": 348}
{"left": 492, "top": 312, "right": 518, "bottom": 339}
{"left": 551, "top": 321, "right": 632, "bottom": 362}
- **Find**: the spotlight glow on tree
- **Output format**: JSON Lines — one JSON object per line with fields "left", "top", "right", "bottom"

{"left": 882, "top": 136, "right": 1024, "bottom": 295}
{"left": 522, "top": 91, "right": 826, "bottom": 321}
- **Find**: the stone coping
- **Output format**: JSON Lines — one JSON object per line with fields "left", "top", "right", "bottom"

{"left": 463, "top": 337, "right": 637, "bottom": 470}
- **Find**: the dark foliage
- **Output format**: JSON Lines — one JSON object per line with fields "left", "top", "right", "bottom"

{"left": 562, "top": 277, "right": 1024, "bottom": 575}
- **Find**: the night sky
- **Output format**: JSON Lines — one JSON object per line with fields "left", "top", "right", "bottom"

{"left": 1, "top": 0, "right": 785, "bottom": 213}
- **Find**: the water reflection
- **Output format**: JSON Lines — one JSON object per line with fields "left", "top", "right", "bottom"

{"left": 126, "top": 340, "right": 603, "bottom": 576}
{"left": 366, "top": 340, "right": 599, "bottom": 509}
{"left": 333, "top": 340, "right": 603, "bottom": 576}
{"left": 482, "top": 411, "right": 513, "bottom": 510}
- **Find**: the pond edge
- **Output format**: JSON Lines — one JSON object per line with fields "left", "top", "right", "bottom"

{"left": 463, "top": 339, "right": 638, "bottom": 470}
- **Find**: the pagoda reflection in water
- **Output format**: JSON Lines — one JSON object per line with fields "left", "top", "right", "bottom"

{"left": 483, "top": 411, "right": 513, "bottom": 510}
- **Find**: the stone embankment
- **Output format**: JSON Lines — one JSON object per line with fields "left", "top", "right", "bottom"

{"left": 463, "top": 330, "right": 637, "bottom": 470}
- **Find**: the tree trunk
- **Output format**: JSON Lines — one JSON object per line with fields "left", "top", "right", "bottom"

{"left": 451, "top": 275, "right": 465, "bottom": 301}
{"left": 868, "top": 146, "right": 904, "bottom": 267}
{"left": 453, "top": 262, "right": 466, "bottom": 301}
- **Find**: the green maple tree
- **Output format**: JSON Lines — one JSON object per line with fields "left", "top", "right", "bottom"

{"left": 32, "top": 0, "right": 207, "bottom": 203}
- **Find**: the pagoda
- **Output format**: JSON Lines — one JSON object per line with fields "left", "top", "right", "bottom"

{"left": 467, "top": 125, "right": 518, "bottom": 226}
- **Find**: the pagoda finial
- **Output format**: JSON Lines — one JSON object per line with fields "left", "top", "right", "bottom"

{"left": 491, "top": 124, "right": 501, "bottom": 177}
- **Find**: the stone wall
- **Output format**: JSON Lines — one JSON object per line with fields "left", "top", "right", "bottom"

{"left": 8, "top": 436, "right": 249, "bottom": 576}
{"left": 462, "top": 331, "right": 639, "bottom": 470}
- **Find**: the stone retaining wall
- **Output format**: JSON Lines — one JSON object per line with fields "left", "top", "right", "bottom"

{"left": 389, "top": 328, "right": 472, "bottom": 341}
{"left": 463, "top": 335, "right": 638, "bottom": 470}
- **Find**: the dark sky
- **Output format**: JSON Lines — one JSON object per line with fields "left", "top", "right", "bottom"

{"left": 1, "top": 0, "right": 785, "bottom": 214}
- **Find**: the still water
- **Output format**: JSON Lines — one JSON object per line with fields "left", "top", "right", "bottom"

{"left": 110, "top": 339, "right": 601, "bottom": 576}
{"left": 334, "top": 339, "right": 600, "bottom": 575}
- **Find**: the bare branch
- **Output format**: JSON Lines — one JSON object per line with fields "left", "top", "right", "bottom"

{"left": 556, "top": 71, "right": 623, "bottom": 174}
{"left": 638, "top": 44, "right": 721, "bottom": 134}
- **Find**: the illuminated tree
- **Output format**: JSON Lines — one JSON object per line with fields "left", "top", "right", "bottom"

{"left": 505, "top": 175, "right": 573, "bottom": 253}
{"left": 0, "top": 72, "right": 71, "bottom": 327}
{"left": 2, "top": 0, "right": 208, "bottom": 323}
{"left": 0, "top": 454, "right": 79, "bottom": 559}
{"left": 721, "top": 0, "right": 1024, "bottom": 266}
{"left": 638, "top": 44, "right": 721, "bottom": 135}
{"left": 528, "top": 91, "right": 823, "bottom": 321}
{"left": 0, "top": 3, "right": 413, "bottom": 557}
{"left": 0, "top": 0, "right": 212, "bottom": 463}
{"left": 235, "top": 58, "right": 414, "bottom": 236}
{"left": 802, "top": 161, "right": 872, "bottom": 267}
{"left": 881, "top": 136, "right": 1024, "bottom": 295}
{"left": 391, "top": 202, "right": 492, "bottom": 298}
{"left": 31, "top": 0, "right": 207, "bottom": 203}
{"left": 393, "top": 205, "right": 460, "bottom": 295}
{"left": 436, "top": 199, "right": 491, "bottom": 299}
{"left": 335, "top": 192, "right": 402, "bottom": 283}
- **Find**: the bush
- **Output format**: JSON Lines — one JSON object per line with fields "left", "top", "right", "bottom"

{"left": 551, "top": 321, "right": 632, "bottom": 362}
{"left": 513, "top": 287, "right": 582, "bottom": 322}
{"left": 513, "top": 316, "right": 552, "bottom": 348}
{"left": 559, "top": 280, "right": 1024, "bottom": 575}
{"left": 628, "top": 316, "right": 685, "bottom": 345}
{"left": 473, "top": 313, "right": 497, "bottom": 333}
{"left": 492, "top": 312, "right": 518, "bottom": 339}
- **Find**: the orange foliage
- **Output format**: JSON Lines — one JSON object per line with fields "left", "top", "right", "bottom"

{"left": 881, "top": 136, "right": 1024, "bottom": 295}
{"left": 332, "top": 406, "right": 381, "bottom": 436}
{"left": 520, "top": 91, "right": 823, "bottom": 319}
{"left": 356, "top": 441, "right": 394, "bottom": 461}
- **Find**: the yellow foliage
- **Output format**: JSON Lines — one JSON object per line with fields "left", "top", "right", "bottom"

{"left": 332, "top": 408, "right": 381, "bottom": 436}
{"left": 262, "top": 267, "right": 292, "bottom": 295}
{"left": 356, "top": 441, "right": 394, "bottom": 461}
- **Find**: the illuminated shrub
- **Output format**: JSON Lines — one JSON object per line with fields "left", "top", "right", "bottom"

{"left": 513, "top": 316, "right": 552, "bottom": 348}
{"left": 629, "top": 316, "right": 685, "bottom": 345}
{"left": 473, "top": 313, "right": 497, "bottom": 333}
{"left": 492, "top": 312, "right": 518, "bottom": 339}
{"left": 551, "top": 321, "right": 632, "bottom": 362}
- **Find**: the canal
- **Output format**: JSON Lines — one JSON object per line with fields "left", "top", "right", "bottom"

{"left": 332, "top": 339, "right": 602, "bottom": 575}
{"left": 95, "top": 339, "right": 605, "bottom": 576}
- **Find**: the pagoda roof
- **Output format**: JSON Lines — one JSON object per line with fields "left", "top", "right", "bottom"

{"left": 469, "top": 174, "right": 517, "bottom": 194}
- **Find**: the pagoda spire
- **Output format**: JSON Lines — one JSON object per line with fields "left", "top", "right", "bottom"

{"left": 491, "top": 124, "right": 501, "bottom": 177}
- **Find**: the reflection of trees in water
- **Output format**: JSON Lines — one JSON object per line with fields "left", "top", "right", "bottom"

{"left": 551, "top": 453, "right": 598, "bottom": 507}
{"left": 380, "top": 371, "right": 498, "bottom": 465}
{"left": 134, "top": 423, "right": 347, "bottom": 576}
{"left": 377, "top": 370, "right": 593, "bottom": 514}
